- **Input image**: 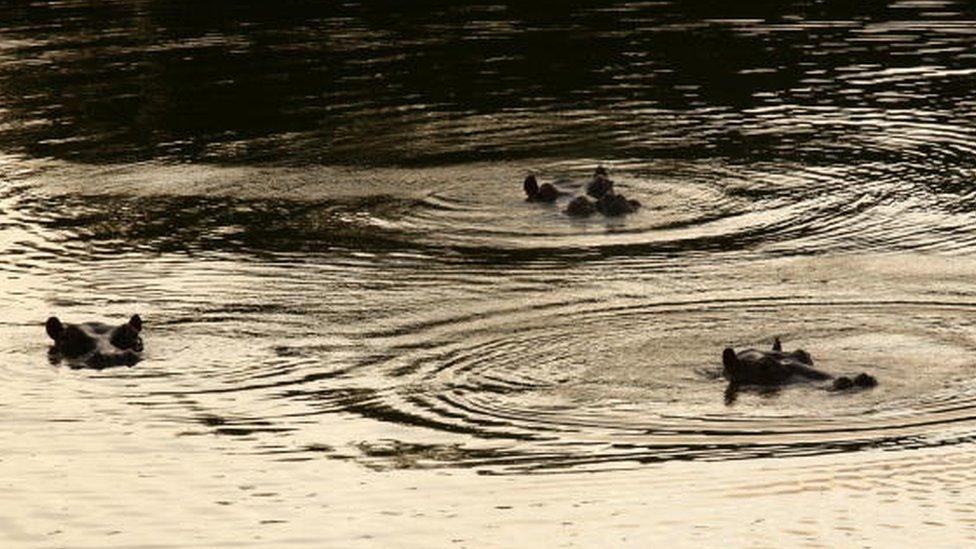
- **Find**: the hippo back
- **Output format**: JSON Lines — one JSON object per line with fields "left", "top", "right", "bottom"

{"left": 727, "top": 348, "right": 828, "bottom": 385}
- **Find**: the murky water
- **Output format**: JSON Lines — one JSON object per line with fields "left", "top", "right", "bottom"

{"left": 3, "top": 1, "right": 976, "bottom": 546}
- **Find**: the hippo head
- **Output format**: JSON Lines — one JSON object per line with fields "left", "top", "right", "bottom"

{"left": 46, "top": 315, "right": 144, "bottom": 368}
{"left": 586, "top": 174, "right": 614, "bottom": 199}
{"left": 790, "top": 349, "right": 813, "bottom": 365}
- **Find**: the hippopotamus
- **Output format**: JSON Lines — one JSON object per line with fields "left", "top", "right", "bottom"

{"left": 565, "top": 196, "right": 597, "bottom": 217}
{"left": 45, "top": 315, "right": 144, "bottom": 368}
{"left": 524, "top": 167, "right": 641, "bottom": 218}
{"left": 574, "top": 167, "right": 640, "bottom": 217}
{"left": 564, "top": 191, "right": 641, "bottom": 218}
{"left": 596, "top": 192, "right": 641, "bottom": 216}
{"left": 586, "top": 166, "right": 614, "bottom": 199}
{"left": 523, "top": 175, "right": 563, "bottom": 203}
{"left": 722, "top": 338, "right": 877, "bottom": 396}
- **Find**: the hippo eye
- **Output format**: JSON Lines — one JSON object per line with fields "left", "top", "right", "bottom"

{"left": 110, "top": 326, "right": 142, "bottom": 351}
{"left": 61, "top": 326, "right": 95, "bottom": 355}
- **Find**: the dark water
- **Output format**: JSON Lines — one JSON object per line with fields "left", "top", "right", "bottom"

{"left": 3, "top": 1, "right": 976, "bottom": 545}
{"left": 3, "top": 0, "right": 976, "bottom": 166}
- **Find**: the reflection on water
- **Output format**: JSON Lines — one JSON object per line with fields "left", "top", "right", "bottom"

{"left": 3, "top": 0, "right": 976, "bottom": 546}
{"left": 2, "top": 1, "right": 976, "bottom": 165}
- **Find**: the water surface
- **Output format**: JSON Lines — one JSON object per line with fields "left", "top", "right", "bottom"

{"left": 2, "top": 1, "right": 976, "bottom": 545}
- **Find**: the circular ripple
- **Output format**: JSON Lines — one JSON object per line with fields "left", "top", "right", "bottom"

{"left": 348, "top": 293, "right": 976, "bottom": 473}
{"left": 370, "top": 150, "right": 976, "bottom": 256}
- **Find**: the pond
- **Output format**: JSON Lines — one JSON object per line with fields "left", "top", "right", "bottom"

{"left": 2, "top": 1, "right": 976, "bottom": 546}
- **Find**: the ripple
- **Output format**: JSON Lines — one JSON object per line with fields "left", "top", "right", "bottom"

{"left": 17, "top": 144, "right": 976, "bottom": 260}
{"left": 8, "top": 162, "right": 976, "bottom": 474}
{"left": 5, "top": 3, "right": 976, "bottom": 545}
{"left": 304, "top": 287, "right": 976, "bottom": 473}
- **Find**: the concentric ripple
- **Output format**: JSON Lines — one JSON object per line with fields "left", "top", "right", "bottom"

{"left": 2, "top": 0, "right": 976, "bottom": 495}
{"left": 6, "top": 150, "right": 976, "bottom": 474}
{"left": 6, "top": 2, "right": 976, "bottom": 545}
{"left": 335, "top": 286, "right": 976, "bottom": 473}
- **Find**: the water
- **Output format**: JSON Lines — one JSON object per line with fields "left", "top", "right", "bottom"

{"left": 3, "top": 1, "right": 976, "bottom": 546}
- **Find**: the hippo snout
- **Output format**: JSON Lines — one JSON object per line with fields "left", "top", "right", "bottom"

{"left": 86, "top": 348, "right": 141, "bottom": 368}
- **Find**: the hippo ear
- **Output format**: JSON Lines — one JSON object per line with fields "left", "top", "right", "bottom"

{"left": 128, "top": 314, "right": 142, "bottom": 333}
{"left": 722, "top": 348, "right": 738, "bottom": 370}
{"left": 46, "top": 317, "right": 64, "bottom": 341}
{"left": 523, "top": 175, "right": 539, "bottom": 198}
{"left": 772, "top": 337, "right": 782, "bottom": 352}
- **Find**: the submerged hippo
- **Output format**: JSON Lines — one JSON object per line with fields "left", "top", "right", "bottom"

{"left": 596, "top": 192, "right": 641, "bottom": 216}
{"left": 565, "top": 196, "right": 597, "bottom": 217}
{"left": 586, "top": 166, "right": 614, "bottom": 199}
{"left": 523, "top": 174, "right": 563, "bottom": 203}
{"left": 564, "top": 191, "right": 641, "bottom": 218}
{"left": 46, "top": 315, "right": 144, "bottom": 368}
{"left": 722, "top": 338, "right": 876, "bottom": 392}
{"left": 563, "top": 167, "right": 641, "bottom": 218}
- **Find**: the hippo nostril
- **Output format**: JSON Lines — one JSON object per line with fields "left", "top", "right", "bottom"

{"left": 85, "top": 350, "right": 140, "bottom": 367}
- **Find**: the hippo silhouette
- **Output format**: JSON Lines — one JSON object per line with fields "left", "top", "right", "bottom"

{"left": 524, "top": 167, "right": 641, "bottom": 218}
{"left": 565, "top": 196, "right": 597, "bottom": 217}
{"left": 565, "top": 166, "right": 640, "bottom": 217}
{"left": 523, "top": 175, "right": 563, "bottom": 203}
{"left": 580, "top": 167, "right": 641, "bottom": 217}
{"left": 722, "top": 338, "right": 876, "bottom": 403}
{"left": 586, "top": 166, "right": 614, "bottom": 199}
{"left": 596, "top": 192, "right": 641, "bottom": 216}
{"left": 564, "top": 191, "right": 641, "bottom": 218}
{"left": 46, "top": 315, "right": 144, "bottom": 368}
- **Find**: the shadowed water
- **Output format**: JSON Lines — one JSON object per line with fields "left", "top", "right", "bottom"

{"left": 3, "top": 0, "right": 976, "bottom": 546}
